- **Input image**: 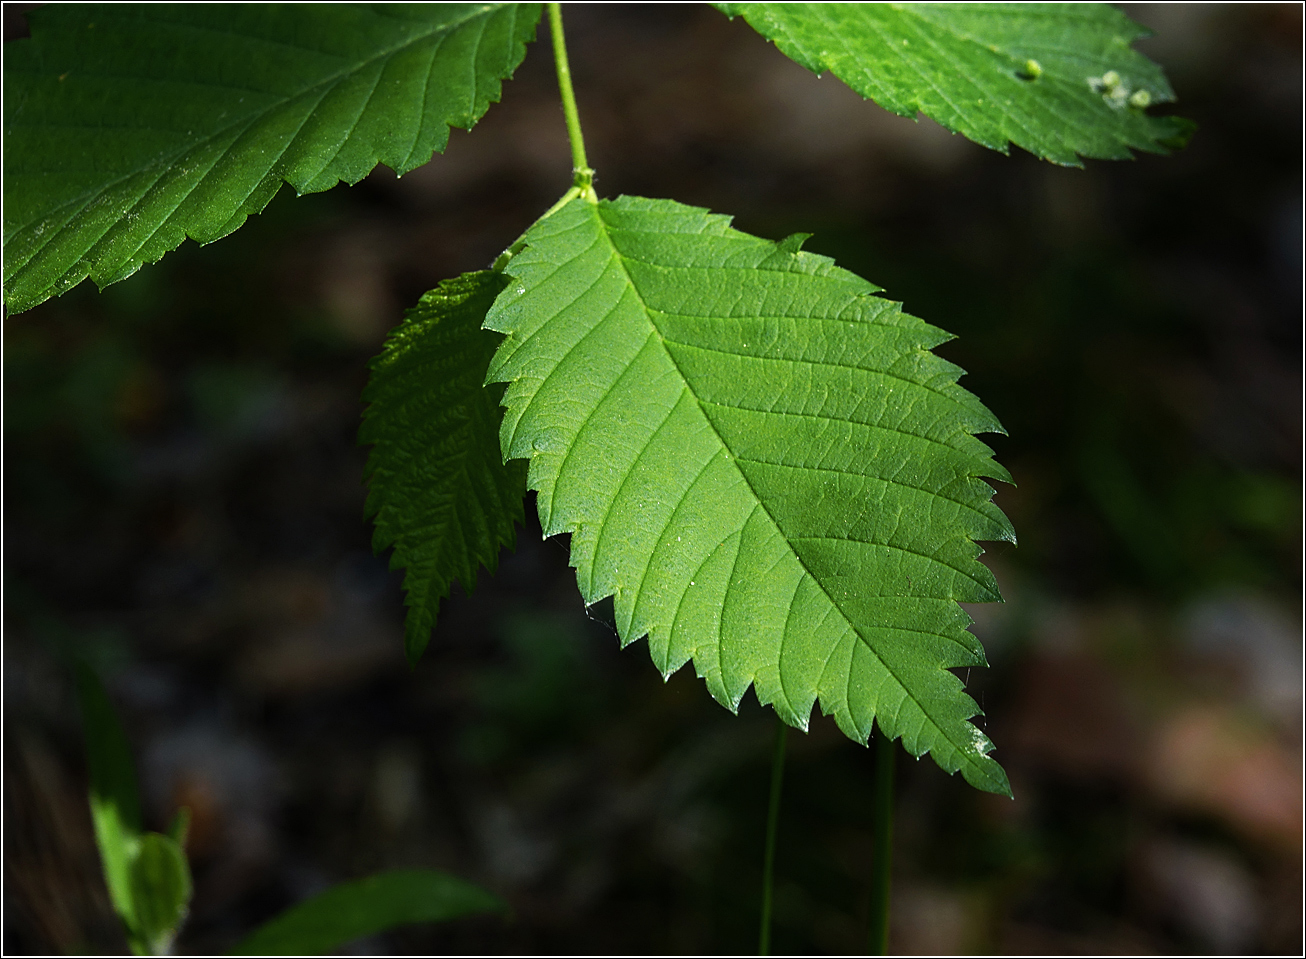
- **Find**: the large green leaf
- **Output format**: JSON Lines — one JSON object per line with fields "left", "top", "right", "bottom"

{"left": 486, "top": 196, "right": 1014, "bottom": 794}
{"left": 229, "top": 869, "right": 505, "bottom": 955}
{"left": 3, "top": 3, "right": 541, "bottom": 313}
{"left": 361, "top": 271, "right": 528, "bottom": 665}
{"left": 713, "top": 2, "right": 1194, "bottom": 166}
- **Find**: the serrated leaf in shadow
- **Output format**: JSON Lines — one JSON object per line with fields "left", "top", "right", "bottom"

{"left": 4, "top": 3, "right": 543, "bottom": 312}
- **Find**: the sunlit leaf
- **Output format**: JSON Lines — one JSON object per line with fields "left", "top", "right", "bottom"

{"left": 487, "top": 196, "right": 1013, "bottom": 794}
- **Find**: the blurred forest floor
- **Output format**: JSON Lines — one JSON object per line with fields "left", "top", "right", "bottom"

{"left": 4, "top": 3, "right": 1302, "bottom": 955}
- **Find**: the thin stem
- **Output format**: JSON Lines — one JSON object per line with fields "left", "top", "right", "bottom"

{"left": 867, "top": 727, "right": 896, "bottom": 955}
{"left": 546, "top": 3, "right": 595, "bottom": 199}
{"left": 490, "top": 4, "right": 592, "bottom": 271}
{"left": 758, "top": 718, "right": 787, "bottom": 956}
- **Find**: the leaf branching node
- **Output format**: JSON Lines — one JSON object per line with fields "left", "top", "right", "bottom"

{"left": 573, "top": 165, "right": 598, "bottom": 196}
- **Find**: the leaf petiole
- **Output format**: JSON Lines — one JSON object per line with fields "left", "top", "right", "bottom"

{"left": 547, "top": 3, "right": 597, "bottom": 199}
{"left": 491, "top": 2, "right": 597, "bottom": 274}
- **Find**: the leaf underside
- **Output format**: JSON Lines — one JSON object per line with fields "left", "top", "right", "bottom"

{"left": 486, "top": 196, "right": 1014, "bottom": 795}
{"left": 3, "top": 2, "right": 542, "bottom": 313}
{"left": 713, "top": 2, "right": 1194, "bottom": 166}
{"left": 362, "top": 271, "right": 528, "bottom": 666}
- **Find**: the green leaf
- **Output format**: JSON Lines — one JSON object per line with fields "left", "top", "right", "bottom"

{"left": 3, "top": 3, "right": 542, "bottom": 313}
{"left": 486, "top": 196, "right": 1014, "bottom": 795}
{"left": 712, "top": 2, "right": 1194, "bottom": 166}
{"left": 229, "top": 869, "right": 506, "bottom": 955}
{"left": 128, "top": 833, "right": 192, "bottom": 956}
{"left": 76, "top": 662, "right": 194, "bottom": 955}
{"left": 74, "top": 661, "right": 144, "bottom": 933}
{"left": 361, "top": 271, "right": 528, "bottom": 665}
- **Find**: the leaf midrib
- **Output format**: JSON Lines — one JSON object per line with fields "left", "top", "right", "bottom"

{"left": 585, "top": 202, "right": 988, "bottom": 768}
{"left": 4, "top": 3, "right": 502, "bottom": 243}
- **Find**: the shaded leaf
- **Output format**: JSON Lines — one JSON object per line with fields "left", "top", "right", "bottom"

{"left": 361, "top": 271, "right": 528, "bottom": 664}
{"left": 75, "top": 661, "right": 143, "bottom": 933}
{"left": 713, "top": 2, "right": 1194, "bottom": 165}
{"left": 229, "top": 869, "right": 506, "bottom": 955}
{"left": 486, "top": 196, "right": 1014, "bottom": 794}
{"left": 76, "top": 662, "right": 194, "bottom": 954}
{"left": 3, "top": 3, "right": 542, "bottom": 312}
{"left": 129, "top": 833, "right": 192, "bottom": 956}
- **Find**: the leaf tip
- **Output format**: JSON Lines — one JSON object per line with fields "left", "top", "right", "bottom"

{"left": 1157, "top": 116, "right": 1198, "bottom": 152}
{"left": 404, "top": 625, "right": 431, "bottom": 668}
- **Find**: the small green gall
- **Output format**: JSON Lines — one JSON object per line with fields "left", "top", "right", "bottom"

{"left": 1022, "top": 59, "right": 1042, "bottom": 80}
{"left": 1128, "top": 89, "right": 1151, "bottom": 109}
{"left": 1089, "top": 71, "right": 1129, "bottom": 108}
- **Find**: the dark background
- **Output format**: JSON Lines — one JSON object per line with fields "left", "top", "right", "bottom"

{"left": 4, "top": 3, "right": 1302, "bottom": 954}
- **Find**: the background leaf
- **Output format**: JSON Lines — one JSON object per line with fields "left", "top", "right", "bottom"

{"left": 361, "top": 271, "right": 528, "bottom": 665}
{"left": 129, "top": 833, "right": 192, "bottom": 956}
{"left": 229, "top": 869, "right": 506, "bottom": 955}
{"left": 486, "top": 196, "right": 1014, "bottom": 794}
{"left": 74, "top": 661, "right": 144, "bottom": 934}
{"left": 712, "top": 2, "right": 1194, "bottom": 165}
{"left": 76, "top": 662, "right": 194, "bottom": 955}
{"left": 3, "top": 2, "right": 542, "bottom": 313}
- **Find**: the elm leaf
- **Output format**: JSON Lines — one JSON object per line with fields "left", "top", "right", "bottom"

{"left": 3, "top": 3, "right": 542, "bottom": 313}
{"left": 486, "top": 196, "right": 1014, "bottom": 794}
{"left": 713, "top": 2, "right": 1195, "bottom": 165}
{"left": 361, "top": 271, "right": 528, "bottom": 665}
